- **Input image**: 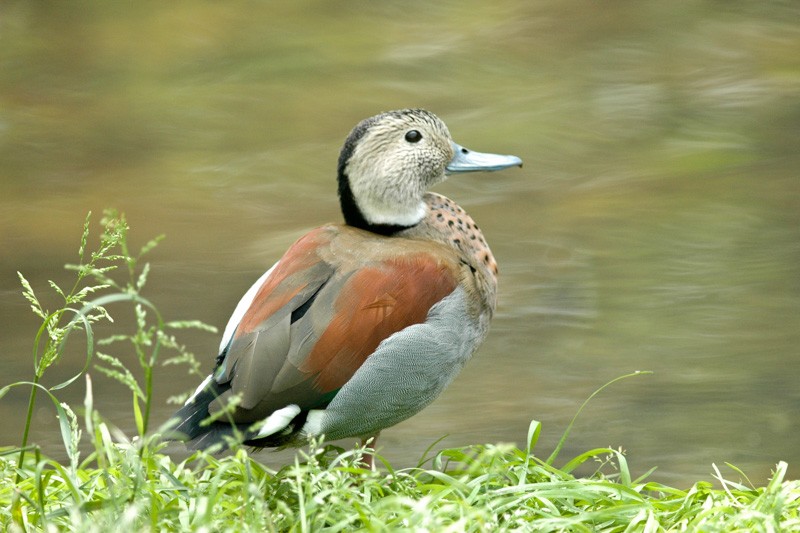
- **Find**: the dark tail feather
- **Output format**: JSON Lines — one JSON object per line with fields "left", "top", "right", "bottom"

{"left": 168, "top": 375, "right": 310, "bottom": 452}
{"left": 168, "top": 377, "right": 248, "bottom": 451}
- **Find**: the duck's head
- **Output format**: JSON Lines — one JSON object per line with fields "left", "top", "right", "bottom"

{"left": 337, "top": 109, "right": 522, "bottom": 234}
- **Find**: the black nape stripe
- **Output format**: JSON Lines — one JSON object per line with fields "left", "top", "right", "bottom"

{"left": 336, "top": 113, "right": 418, "bottom": 236}
{"left": 337, "top": 173, "right": 412, "bottom": 236}
{"left": 337, "top": 109, "right": 438, "bottom": 235}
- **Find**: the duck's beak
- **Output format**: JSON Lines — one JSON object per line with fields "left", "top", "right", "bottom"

{"left": 445, "top": 141, "right": 523, "bottom": 174}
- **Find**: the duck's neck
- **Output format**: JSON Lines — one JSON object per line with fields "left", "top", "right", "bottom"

{"left": 337, "top": 170, "right": 423, "bottom": 236}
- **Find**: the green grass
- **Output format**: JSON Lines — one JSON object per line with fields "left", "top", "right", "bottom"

{"left": 1, "top": 212, "right": 798, "bottom": 532}
{"left": 2, "top": 431, "right": 797, "bottom": 532}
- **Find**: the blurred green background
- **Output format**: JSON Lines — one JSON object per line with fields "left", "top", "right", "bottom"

{"left": 1, "top": 1, "right": 798, "bottom": 486}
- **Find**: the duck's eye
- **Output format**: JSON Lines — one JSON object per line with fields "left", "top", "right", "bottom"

{"left": 404, "top": 130, "right": 422, "bottom": 143}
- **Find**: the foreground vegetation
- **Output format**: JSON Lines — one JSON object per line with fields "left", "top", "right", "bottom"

{"left": 1, "top": 212, "right": 797, "bottom": 532}
{"left": 3, "top": 432, "right": 797, "bottom": 532}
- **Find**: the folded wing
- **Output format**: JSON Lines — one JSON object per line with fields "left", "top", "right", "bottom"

{"left": 174, "top": 225, "right": 460, "bottom": 448}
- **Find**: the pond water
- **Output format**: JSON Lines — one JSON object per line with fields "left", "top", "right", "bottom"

{"left": 1, "top": 1, "right": 798, "bottom": 486}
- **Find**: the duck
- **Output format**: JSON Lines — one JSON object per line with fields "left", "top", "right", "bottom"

{"left": 170, "top": 109, "right": 522, "bottom": 462}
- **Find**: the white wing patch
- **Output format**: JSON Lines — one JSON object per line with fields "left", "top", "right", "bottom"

{"left": 302, "top": 409, "right": 325, "bottom": 437}
{"left": 218, "top": 262, "right": 279, "bottom": 355}
{"left": 184, "top": 374, "right": 213, "bottom": 406}
{"left": 255, "top": 404, "right": 302, "bottom": 438}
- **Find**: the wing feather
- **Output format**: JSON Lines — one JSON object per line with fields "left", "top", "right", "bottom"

{"left": 209, "top": 225, "right": 460, "bottom": 427}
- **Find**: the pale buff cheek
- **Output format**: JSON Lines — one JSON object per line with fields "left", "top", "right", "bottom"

{"left": 344, "top": 116, "right": 454, "bottom": 222}
{"left": 352, "top": 147, "right": 442, "bottom": 206}
{"left": 417, "top": 146, "right": 451, "bottom": 188}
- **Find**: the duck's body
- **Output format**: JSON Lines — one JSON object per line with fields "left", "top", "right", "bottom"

{"left": 171, "top": 109, "right": 520, "bottom": 453}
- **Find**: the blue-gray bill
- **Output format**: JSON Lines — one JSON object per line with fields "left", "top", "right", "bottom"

{"left": 446, "top": 141, "right": 523, "bottom": 174}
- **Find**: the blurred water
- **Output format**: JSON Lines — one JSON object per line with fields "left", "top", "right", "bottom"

{"left": 1, "top": 1, "right": 798, "bottom": 486}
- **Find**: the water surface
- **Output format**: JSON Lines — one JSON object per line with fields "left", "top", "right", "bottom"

{"left": 1, "top": 1, "right": 798, "bottom": 486}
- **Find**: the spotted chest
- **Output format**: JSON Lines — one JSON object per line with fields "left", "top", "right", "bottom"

{"left": 425, "top": 193, "right": 497, "bottom": 275}
{"left": 399, "top": 193, "right": 498, "bottom": 319}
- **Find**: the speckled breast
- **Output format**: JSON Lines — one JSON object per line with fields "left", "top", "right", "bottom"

{"left": 394, "top": 192, "right": 499, "bottom": 322}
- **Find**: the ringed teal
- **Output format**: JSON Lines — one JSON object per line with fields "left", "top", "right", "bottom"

{"left": 171, "top": 109, "right": 522, "bottom": 459}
